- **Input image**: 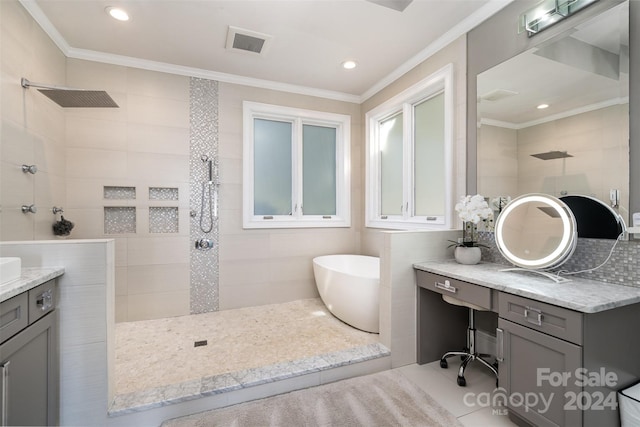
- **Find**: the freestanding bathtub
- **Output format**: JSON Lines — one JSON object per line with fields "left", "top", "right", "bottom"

{"left": 312, "top": 254, "right": 380, "bottom": 333}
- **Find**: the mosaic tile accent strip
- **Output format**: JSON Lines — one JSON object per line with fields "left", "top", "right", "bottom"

{"left": 149, "top": 207, "right": 179, "bottom": 233}
{"left": 189, "top": 77, "right": 219, "bottom": 314}
{"left": 104, "top": 186, "right": 136, "bottom": 200}
{"left": 479, "top": 231, "right": 640, "bottom": 287}
{"left": 149, "top": 187, "right": 179, "bottom": 201}
{"left": 104, "top": 207, "right": 136, "bottom": 234}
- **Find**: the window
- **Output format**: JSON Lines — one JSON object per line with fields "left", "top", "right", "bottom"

{"left": 366, "top": 64, "right": 454, "bottom": 230}
{"left": 243, "top": 102, "right": 351, "bottom": 229}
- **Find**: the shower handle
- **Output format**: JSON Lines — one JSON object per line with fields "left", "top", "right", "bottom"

{"left": 195, "top": 238, "right": 214, "bottom": 250}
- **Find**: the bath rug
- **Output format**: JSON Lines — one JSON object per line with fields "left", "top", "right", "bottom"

{"left": 161, "top": 369, "right": 463, "bottom": 427}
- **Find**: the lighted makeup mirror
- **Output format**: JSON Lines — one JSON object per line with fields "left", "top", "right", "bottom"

{"left": 495, "top": 193, "right": 577, "bottom": 282}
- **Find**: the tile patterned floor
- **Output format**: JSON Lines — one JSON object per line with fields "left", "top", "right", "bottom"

{"left": 112, "top": 298, "right": 385, "bottom": 415}
{"left": 112, "top": 297, "right": 516, "bottom": 425}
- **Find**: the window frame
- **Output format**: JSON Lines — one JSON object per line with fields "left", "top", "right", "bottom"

{"left": 243, "top": 101, "right": 351, "bottom": 229}
{"left": 365, "top": 64, "right": 454, "bottom": 230}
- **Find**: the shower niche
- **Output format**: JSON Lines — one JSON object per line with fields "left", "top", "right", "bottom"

{"left": 103, "top": 186, "right": 180, "bottom": 234}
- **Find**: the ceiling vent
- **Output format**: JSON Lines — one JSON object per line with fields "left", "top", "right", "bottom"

{"left": 479, "top": 89, "right": 519, "bottom": 102}
{"left": 226, "top": 26, "right": 272, "bottom": 56}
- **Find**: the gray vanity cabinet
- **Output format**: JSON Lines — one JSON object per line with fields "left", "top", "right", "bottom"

{"left": 417, "top": 267, "right": 640, "bottom": 427}
{"left": 498, "top": 317, "right": 582, "bottom": 426}
{"left": 0, "top": 280, "right": 58, "bottom": 426}
{"left": 498, "top": 293, "right": 584, "bottom": 426}
{"left": 497, "top": 292, "right": 640, "bottom": 427}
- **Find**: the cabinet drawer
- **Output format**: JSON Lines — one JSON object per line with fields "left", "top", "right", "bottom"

{"left": 417, "top": 271, "right": 491, "bottom": 310}
{"left": 0, "top": 292, "right": 28, "bottom": 344}
{"left": 499, "top": 293, "right": 582, "bottom": 344}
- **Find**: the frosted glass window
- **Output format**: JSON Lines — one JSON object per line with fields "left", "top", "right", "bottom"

{"left": 380, "top": 113, "right": 404, "bottom": 216}
{"left": 243, "top": 102, "right": 351, "bottom": 228}
{"left": 414, "top": 93, "right": 445, "bottom": 217}
{"left": 303, "top": 125, "right": 336, "bottom": 215}
{"left": 253, "top": 118, "right": 292, "bottom": 215}
{"left": 365, "top": 65, "right": 453, "bottom": 230}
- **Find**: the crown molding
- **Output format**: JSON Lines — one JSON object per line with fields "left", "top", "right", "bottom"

{"left": 359, "top": 0, "right": 517, "bottom": 102}
{"left": 64, "top": 46, "right": 362, "bottom": 103}
{"left": 19, "top": 0, "right": 514, "bottom": 104}
{"left": 480, "top": 97, "right": 629, "bottom": 130}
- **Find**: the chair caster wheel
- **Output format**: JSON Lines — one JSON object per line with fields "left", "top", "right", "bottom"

{"left": 457, "top": 376, "right": 466, "bottom": 387}
{"left": 440, "top": 359, "right": 448, "bottom": 369}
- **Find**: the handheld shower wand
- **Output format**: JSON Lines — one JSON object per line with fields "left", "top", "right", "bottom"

{"left": 199, "top": 156, "right": 218, "bottom": 234}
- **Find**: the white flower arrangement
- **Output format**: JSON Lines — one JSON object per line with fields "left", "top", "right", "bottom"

{"left": 449, "top": 195, "right": 493, "bottom": 248}
{"left": 455, "top": 194, "right": 493, "bottom": 224}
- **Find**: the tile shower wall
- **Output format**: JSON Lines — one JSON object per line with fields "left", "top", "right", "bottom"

{"left": 189, "top": 78, "right": 219, "bottom": 313}
{"left": 64, "top": 59, "right": 192, "bottom": 322}
{"left": 0, "top": 0, "right": 67, "bottom": 241}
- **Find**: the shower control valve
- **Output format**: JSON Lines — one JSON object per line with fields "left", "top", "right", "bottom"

{"left": 195, "top": 238, "right": 214, "bottom": 250}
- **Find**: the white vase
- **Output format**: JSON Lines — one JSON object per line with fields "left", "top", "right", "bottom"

{"left": 454, "top": 246, "right": 481, "bottom": 265}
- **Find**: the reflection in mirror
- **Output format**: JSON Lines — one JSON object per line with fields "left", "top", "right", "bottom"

{"left": 477, "top": 1, "right": 629, "bottom": 224}
{"left": 560, "top": 195, "right": 625, "bottom": 239}
{"left": 495, "top": 194, "right": 577, "bottom": 273}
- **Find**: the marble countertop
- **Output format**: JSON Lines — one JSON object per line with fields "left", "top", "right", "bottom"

{"left": 414, "top": 260, "right": 640, "bottom": 313}
{"left": 0, "top": 267, "right": 65, "bottom": 303}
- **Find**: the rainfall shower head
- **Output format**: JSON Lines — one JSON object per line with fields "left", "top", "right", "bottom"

{"left": 21, "top": 78, "right": 119, "bottom": 108}
{"left": 530, "top": 150, "right": 573, "bottom": 160}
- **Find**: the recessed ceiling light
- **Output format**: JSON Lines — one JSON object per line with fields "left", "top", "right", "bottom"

{"left": 105, "top": 6, "right": 129, "bottom": 21}
{"left": 342, "top": 60, "right": 357, "bottom": 70}
{"left": 537, "top": 103, "right": 549, "bottom": 109}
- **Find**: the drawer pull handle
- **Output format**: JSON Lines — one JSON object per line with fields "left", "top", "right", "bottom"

{"left": 524, "top": 306, "right": 543, "bottom": 326}
{"left": 36, "top": 289, "right": 54, "bottom": 312}
{"left": 435, "top": 280, "right": 457, "bottom": 294}
{"left": 496, "top": 328, "right": 504, "bottom": 362}
{"left": 1, "top": 361, "right": 9, "bottom": 426}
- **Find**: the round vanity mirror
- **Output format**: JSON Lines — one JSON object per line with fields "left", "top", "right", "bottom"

{"left": 495, "top": 194, "right": 577, "bottom": 270}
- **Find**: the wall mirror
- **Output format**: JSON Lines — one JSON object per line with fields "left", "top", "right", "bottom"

{"left": 477, "top": 1, "right": 629, "bottom": 224}
{"left": 495, "top": 194, "right": 577, "bottom": 273}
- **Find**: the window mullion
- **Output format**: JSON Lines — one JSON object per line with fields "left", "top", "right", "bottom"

{"left": 293, "top": 119, "right": 303, "bottom": 218}
{"left": 403, "top": 103, "right": 413, "bottom": 221}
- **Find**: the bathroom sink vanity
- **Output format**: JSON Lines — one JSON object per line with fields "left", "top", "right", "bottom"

{"left": 0, "top": 267, "right": 64, "bottom": 426}
{"left": 415, "top": 261, "right": 640, "bottom": 427}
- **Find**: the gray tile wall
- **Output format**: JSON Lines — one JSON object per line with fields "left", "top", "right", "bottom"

{"left": 479, "top": 232, "right": 640, "bottom": 287}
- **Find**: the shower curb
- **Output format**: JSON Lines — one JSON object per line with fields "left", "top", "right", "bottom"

{"left": 108, "top": 342, "right": 390, "bottom": 417}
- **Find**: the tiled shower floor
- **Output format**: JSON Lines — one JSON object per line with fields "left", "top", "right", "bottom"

{"left": 110, "top": 298, "right": 388, "bottom": 415}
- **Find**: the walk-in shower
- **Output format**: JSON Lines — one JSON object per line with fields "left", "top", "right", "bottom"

{"left": 21, "top": 77, "right": 119, "bottom": 108}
